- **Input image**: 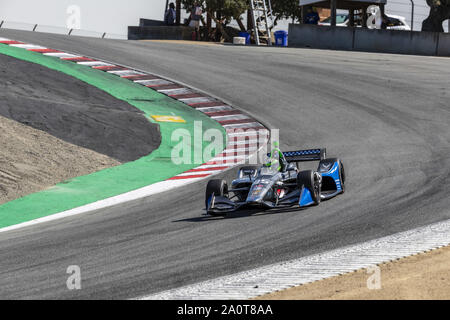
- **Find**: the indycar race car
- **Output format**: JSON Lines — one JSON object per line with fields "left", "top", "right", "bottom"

{"left": 205, "top": 148, "right": 345, "bottom": 216}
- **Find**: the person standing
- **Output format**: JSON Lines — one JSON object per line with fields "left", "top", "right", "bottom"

{"left": 164, "top": 2, "right": 176, "bottom": 26}
{"left": 304, "top": 7, "right": 320, "bottom": 25}
{"left": 189, "top": 2, "right": 203, "bottom": 40}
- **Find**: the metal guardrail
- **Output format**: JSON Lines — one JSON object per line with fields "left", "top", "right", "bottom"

{"left": 0, "top": 20, "right": 127, "bottom": 40}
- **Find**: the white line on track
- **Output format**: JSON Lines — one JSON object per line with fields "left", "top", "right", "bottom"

{"left": 223, "top": 122, "right": 265, "bottom": 129}
{"left": 179, "top": 97, "right": 216, "bottom": 104}
{"left": 196, "top": 106, "right": 233, "bottom": 112}
{"left": 134, "top": 79, "right": 173, "bottom": 86}
{"left": 108, "top": 70, "right": 145, "bottom": 76}
{"left": 9, "top": 44, "right": 47, "bottom": 50}
{"left": 43, "top": 52, "right": 80, "bottom": 59}
{"left": 157, "top": 88, "right": 193, "bottom": 95}
{"left": 175, "top": 170, "right": 223, "bottom": 177}
{"left": 77, "top": 61, "right": 114, "bottom": 67}
{"left": 210, "top": 114, "right": 250, "bottom": 121}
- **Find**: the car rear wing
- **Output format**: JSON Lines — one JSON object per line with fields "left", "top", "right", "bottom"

{"left": 282, "top": 148, "right": 326, "bottom": 162}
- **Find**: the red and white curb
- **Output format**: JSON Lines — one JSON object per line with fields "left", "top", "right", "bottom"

{"left": 0, "top": 37, "right": 270, "bottom": 233}
{"left": 138, "top": 218, "right": 450, "bottom": 300}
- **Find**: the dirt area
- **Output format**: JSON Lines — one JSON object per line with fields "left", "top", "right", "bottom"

{"left": 0, "top": 114, "right": 120, "bottom": 204}
{"left": 0, "top": 53, "right": 160, "bottom": 163}
{"left": 0, "top": 53, "right": 160, "bottom": 204}
{"left": 257, "top": 246, "right": 450, "bottom": 300}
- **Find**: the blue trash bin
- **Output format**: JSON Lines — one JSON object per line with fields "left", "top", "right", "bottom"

{"left": 238, "top": 32, "right": 251, "bottom": 45}
{"left": 274, "top": 30, "right": 288, "bottom": 47}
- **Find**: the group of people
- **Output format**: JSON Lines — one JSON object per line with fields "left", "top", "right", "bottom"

{"left": 164, "top": 2, "right": 203, "bottom": 28}
{"left": 165, "top": 2, "right": 203, "bottom": 40}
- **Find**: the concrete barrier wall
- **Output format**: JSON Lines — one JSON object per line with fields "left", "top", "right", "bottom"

{"left": 437, "top": 32, "right": 450, "bottom": 56}
{"left": 139, "top": 19, "right": 165, "bottom": 27}
{"left": 288, "top": 24, "right": 450, "bottom": 57}
{"left": 288, "top": 24, "right": 354, "bottom": 51}
{"left": 354, "top": 28, "right": 439, "bottom": 56}
{"left": 128, "top": 26, "right": 194, "bottom": 40}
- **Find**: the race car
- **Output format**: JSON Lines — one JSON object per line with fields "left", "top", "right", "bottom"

{"left": 205, "top": 148, "right": 345, "bottom": 216}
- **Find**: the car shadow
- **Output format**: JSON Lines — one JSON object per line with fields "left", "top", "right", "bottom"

{"left": 172, "top": 206, "right": 306, "bottom": 223}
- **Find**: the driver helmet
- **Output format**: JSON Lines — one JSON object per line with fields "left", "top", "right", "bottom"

{"left": 265, "top": 141, "right": 282, "bottom": 171}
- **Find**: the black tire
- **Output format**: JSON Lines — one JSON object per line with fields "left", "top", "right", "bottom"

{"left": 339, "top": 159, "right": 345, "bottom": 193}
{"left": 297, "top": 170, "right": 320, "bottom": 205}
{"left": 205, "top": 179, "right": 228, "bottom": 210}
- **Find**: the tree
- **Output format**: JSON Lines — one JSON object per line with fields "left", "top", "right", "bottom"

{"left": 422, "top": 0, "right": 450, "bottom": 32}
{"left": 270, "top": 0, "right": 302, "bottom": 25}
{"left": 181, "top": 0, "right": 249, "bottom": 40}
{"left": 180, "top": 1, "right": 303, "bottom": 41}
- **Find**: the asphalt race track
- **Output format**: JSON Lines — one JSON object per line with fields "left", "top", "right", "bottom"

{"left": 0, "top": 29, "right": 449, "bottom": 299}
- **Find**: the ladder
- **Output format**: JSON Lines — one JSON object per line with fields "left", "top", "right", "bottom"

{"left": 250, "top": 0, "right": 274, "bottom": 46}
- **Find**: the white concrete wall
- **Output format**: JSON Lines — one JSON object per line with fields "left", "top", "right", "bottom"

{"left": 0, "top": 0, "right": 167, "bottom": 37}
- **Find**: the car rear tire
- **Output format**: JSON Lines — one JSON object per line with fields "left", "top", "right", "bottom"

{"left": 297, "top": 170, "right": 320, "bottom": 205}
{"left": 205, "top": 179, "right": 228, "bottom": 211}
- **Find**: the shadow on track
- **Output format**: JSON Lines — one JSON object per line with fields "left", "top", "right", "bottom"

{"left": 173, "top": 206, "right": 306, "bottom": 223}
